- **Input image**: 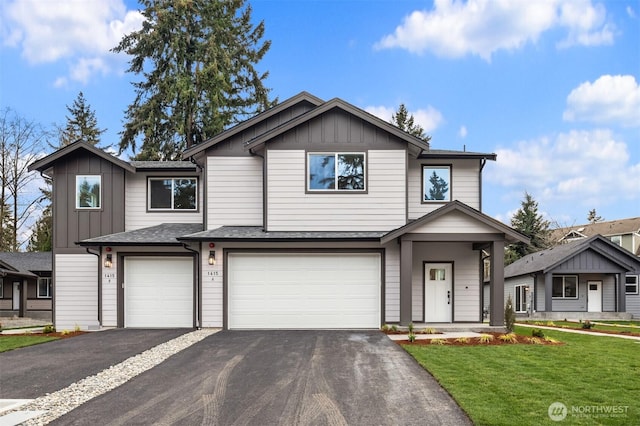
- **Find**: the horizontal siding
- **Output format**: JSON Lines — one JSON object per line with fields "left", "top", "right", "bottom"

{"left": 411, "top": 210, "right": 499, "bottom": 234}
{"left": 207, "top": 157, "right": 263, "bottom": 230}
{"left": 201, "top": 242, "right": 223, "bottom": 327}
{"left": 267, "top": 150, "right": 406, "bottom": 231}
{"left": 601, "top": 276, "right": 616, "bottom": 311}
{"left": 55, "top": 254, "right": 99, "bottom": 330}
{"left": 408, "top": 158, "right": 480, "bottom": 220}
{"left": 26, "top": 299, "right": 52, "bottom": 310}
{"left": 125, "top": 173, "right": 203, "bottom": 231}
{"left": 504, "top": 276, "right": 535, "bottom": 312}
{"left": 384, "top": 242, "right": 400, "bottom": 323}
{"left": 627, "top": 294, "right": 640, "bottom": 317}
{"left": 102, "top": 252, "right": 117, "bottom": 327}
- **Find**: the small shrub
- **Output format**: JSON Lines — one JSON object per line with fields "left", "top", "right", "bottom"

{"left": 381, "top": 324, "right": 390, "bottom": 332}
{"left": 430, "top": 338, "right": 448, "bottom": 345}
{"left": 74, "top": 324, "right": 81, "bottom": 332}
{"left": 499, "top": 333, "right": 518, "bottom": 343}
{"left": 582, "top": 320, "right": 593, "bottom": 329}
{"left": 545, "top": 321, "right": 555, "bottom": 327}
{"left": 43, "top": 324, "right": 55, "bottom": 334}
{"left": 527, "top": 337, "right": 543, "bottom": 344}
{"left": 408, "top": 322, "right": 414, "bottom": 333}
{"left": 544, "top": 336, "right": 559, "bottom": 344}
{"left": 61, "top": 330, "right": 70, "bottom": 335}
{"left": 533, "top": 321, "right": 544, "bottom": 326}
{"left": 478, "top": 334, "right": 494, "bottom": 343}
{"left": 531, "top": 328, "right": 545, "bottom": 338}
{"left": 504, "top": 295, "right": 515, "bottom": 333}
{"left": 423, "top": 327, "right": 436, "bottom": 335}
{"left": 408, "top": 332, "right": 416, "bottom": 342}
{"left": 390, "top": 325, "right": 398, "bottom": 332}
{"left": 455, "top": 337, "right": 470, "bottom": 344}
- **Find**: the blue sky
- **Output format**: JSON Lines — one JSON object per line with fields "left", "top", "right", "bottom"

{"left": 1, "top": 0, "right": 638, "bottom": 232}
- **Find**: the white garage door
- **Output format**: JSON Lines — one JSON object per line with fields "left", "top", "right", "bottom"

{"left": 125, "top": 256, "right": 193, "bottom": 328}
{"left": 228, "top": 253, "right": 381, "bottom": 329}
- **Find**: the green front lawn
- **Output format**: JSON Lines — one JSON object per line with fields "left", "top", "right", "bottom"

{"left": 0, "top": 335, "right": 59, "bottom": 352}
{"left": 519, "top": 320, "right": 640, "bottom": 334}
{"left": 403, "top": 326, "right": 639, "bottom": 425}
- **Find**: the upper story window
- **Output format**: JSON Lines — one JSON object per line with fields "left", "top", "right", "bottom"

{"left": 610, "top": 235, "right": 622, "bottom": 246}
{"left": 148, "top": 178, "right": 197, "bottom": 211}
{"left": 38, "top": 277, "right": 52, "bottom": 298}
{"left": 422, "top": 165, "right": 451, "bottom": 202}
{"left": 308, "top": 153, "right": 365, "bottom": 191}
{"left": 552, "top": 275, "right": 578, "bottom": 299}
{"left": 626, "top": 275, "right": 639, "bottom": 295}
{"left": 76, "top": 175, "right": 101, "bottom": 209}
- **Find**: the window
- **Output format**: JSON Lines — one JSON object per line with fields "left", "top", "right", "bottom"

{"left": 76, "top": 175, "right": 101, "bottom": 209}
{"left": 429, "top": 268, "right": 446, "bottom": 280}
{"left": 626, "top": 275, "right": 639, "bottom": 295}
{"left": 610, "top": 235, "right": 622, "bottom": 246}
{"left": 0, "top": 278, "right": 3, "bottom": 298}
{"left": 38, "top": 277, "right": 52, "bottom": 298}
{"left": 514, "top": 285, "right": 529, "bottom": 313}
{"left": 552, "top": 275, "right": 578, "bottom": 298}
{"left": 148, "top": 178, "right": 197, "bottom": 210}
{"left": 422, "top": 165, "right": 451, "bottom": 202}
{"left": 308, "top": 153, "right": 365, "bottom": 191}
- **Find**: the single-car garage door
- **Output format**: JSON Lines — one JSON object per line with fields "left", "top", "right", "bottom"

{"left": 124, "top": 256, "right": 193, "bottom": 328}
{"left": 227, "top": 253, "right": 381, "bottom": 329}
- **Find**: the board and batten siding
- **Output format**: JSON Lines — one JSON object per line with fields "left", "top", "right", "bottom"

{"left": 201, "top": 243, "right": 223, "bottom": 327}
{"left": 55, "top": 254, "right": 99, "bottom": 330}
{"left": 408, "top": 158, "right": 480, "bottom": 220}
{"left": 267, "top": 150, "right": 406, "bottom": 231}
{"left": 125, "top": 173, "right": 203, "bottom": 231}
{"left": 384, "top": 242, "right": 400, "bottom": 323}
{"left": 207, "top": 156, "right": 263, "bottom": 230}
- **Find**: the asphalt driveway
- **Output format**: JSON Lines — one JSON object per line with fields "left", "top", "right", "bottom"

{"left": 50, "top": 330, "right": 470, "bottom": 425}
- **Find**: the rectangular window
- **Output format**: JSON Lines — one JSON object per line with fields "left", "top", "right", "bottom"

{"left": 610, "top": 235, "right": 622, "bottom": 246}
{"left": 37, "top": 277, "right": 52, "bottom": 298}
{"left": 308, "top": 153, "right": 365, "bottom": 191}
{"left": 148, "top": 178, "right": 197, "bottom": 210}
{"left": 626, "top": 275, "right": 639, "bottom": 295}
{"left": 422, "top": 165, "right": 451, "bottom": 202}
{"left": 514, "top": 285, "right": 529, "bottom": 313}
{"left": 552, "top": 275, "right": 578, "bottom": 299}
{"left": 429, "top": 268, "right": 446, "bottom": 280}
{"left": 76, "top": 175, "right": 101, "bottom": 209}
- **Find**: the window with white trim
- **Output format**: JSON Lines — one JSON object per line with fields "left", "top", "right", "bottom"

{"left": 148, "top": 178, "right": 197, "bottom": 210}
{"left": 307, "top": 153, "right": 365, "bottom": 191}
{"left": 552, "top": 275, "right": 578, "bottom": 298}
{"left": 76, "top": 175, "right": 101, "bottom": 209}
{"left": 422, "top": 165, "right": 451, "bottom": 202}
{"left": 514, "top": 285, "right": 529, "bottom": 313}
{"left": 37, "top": 277, "right": 52, "bottom": 298}
{"left": 626, "top": 275, "right": 639, "bottom": 295}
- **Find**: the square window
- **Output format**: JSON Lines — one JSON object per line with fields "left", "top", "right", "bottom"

{"left": 76, "top": 175, "right": 101, "bottom": 209}
{"left": 626, "top": 275, "right": 639, "bottom": 295}
{"left": 422, "top": 165, "right": 451, "bottom": 202}
{"left": 37, "top": 277, "right": 52, "bottom": 298}
{"left": 552, "top": 275, "right": 578, "bottom": 299}
{"left": 148, "top": 178, "right": 197, "bottom": 210}
{"left": 308, "top": 153, "right": 365, "bottom": 191}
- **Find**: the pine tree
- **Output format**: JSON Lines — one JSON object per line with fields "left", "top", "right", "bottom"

{"left": 28, "top": 183, "right": 52, "bottom": 252}
{"left": 112, "top": 0, "right": 274, "bottom": 160}
{"left": 390, "top": 104, "right": 431, "bottom": 143}
{"left": 58, "top": 92, "right": 106, "bottom": 147}
{"left": 426, "top": 171, "right": 448, "bottom": 200}
{"left": 587, "top": 209, "right": 603, "bottom": 224}
{"left": 505, "top": 192, "right": 551, "bottom": 264}
{"left": 0, "top": 197, "right": 15, "bottom": 251}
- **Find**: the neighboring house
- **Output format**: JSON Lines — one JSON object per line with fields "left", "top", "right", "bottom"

{"left": 504, "top": 235, "right": 640, "bottom": 320}
{"left": 551, "top": 217, "right": 640, "bottom": 256}
{"left": 0, "top": 252, "right": 53, "bottom": 321}
{"left": 29, "top": 92, "right": 527, "bottom": 331}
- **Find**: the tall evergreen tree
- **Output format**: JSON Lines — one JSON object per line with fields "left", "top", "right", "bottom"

{"left": 505, "top": 192, "right": 551, "bottom": 264}
{"left": 587, "top": 208, "right": 603, "bottom": 224}
{"left": 391, "top": 104, "right": 431, "bottom": 143}
{"left": 0, "top": 197, "right": 15, "bottom": 251}
{"left": 113, "top": 0, "right": 274, "bottom": 160}
{"left": 58, "top": 91, "right": 106, "bottom": 147}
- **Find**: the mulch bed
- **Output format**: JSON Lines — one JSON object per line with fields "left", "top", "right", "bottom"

{"left": 397, "top": 332, "right": 563, "bottom": 347}
{"left": 0, "top": 331, "right": 87, "bottom": 339}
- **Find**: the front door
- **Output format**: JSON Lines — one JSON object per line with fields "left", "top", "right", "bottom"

{"left": 587, "top": 281, "right": 602, "bottom": 312}
{"left": 13, "top": 281, "right": 20, "bottom": 310}
{"left": 424, "top": 263, "right": 452, "bottom": 322}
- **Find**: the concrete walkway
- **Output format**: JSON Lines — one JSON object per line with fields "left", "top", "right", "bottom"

{"left": 517, "top": 323, "right": 640, "bottom": 341}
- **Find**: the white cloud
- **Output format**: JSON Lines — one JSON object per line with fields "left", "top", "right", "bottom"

{"left": 627, "top": 6, "right": 636, "bottom": 19}
{"left": 374, "top": 0, "right": 614, "bottom": 60}
{"left": 1, "top": 0, "right": 143, "bottom": 83}
{"left": 365, "top": 105, "right": 443, "bottom": 133}
{"left": 459, "top": 125, "right": 468, "bottom": 138}
{"left": 486, "top": 129, "right": 640, "bottom": 213}
{"left": 563, "top": 75, "right": 640, "bottom": 127}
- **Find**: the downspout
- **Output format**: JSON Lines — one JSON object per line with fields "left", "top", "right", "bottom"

{"left": 85, "top": 247, "right": 101, "bottom": 326}
{"left": 249, "top": 148, "right": 267, "bottom": 231}
{"left": 182, "top": 242, "right": 201, "bottom": 329}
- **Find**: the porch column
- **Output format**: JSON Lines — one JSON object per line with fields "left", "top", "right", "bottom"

{"left": 544, "top": 273, "right": 553, "bottom": 313}
{"left": 616, "top": 273, "right": 626, "bottom": 312}
{"left": 489, "top": 239, "right": 504, "bottom": 326}
{"left": 399, "top": 239, "right": 413, "bottom": 325}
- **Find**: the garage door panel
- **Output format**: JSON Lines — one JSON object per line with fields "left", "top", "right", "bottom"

{"left": 228, "top": 253, "right": 380, "bottom": 329}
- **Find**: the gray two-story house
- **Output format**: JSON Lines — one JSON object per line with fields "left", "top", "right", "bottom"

{"left": 29, "top": 92, "right": 527, "bottom": 330}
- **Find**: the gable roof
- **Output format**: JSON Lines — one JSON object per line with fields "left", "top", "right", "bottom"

{"left": 0, "top": 252, "right": 52, "bottom": 278}
{"left": 380, "top": 200, "right": 529, "bottom": 245}
{"left": 551, "top": 217, "right": 640, "bottom": 242}
{"left": 29, "top": 141, "right": 135, "bottom": 174}
{"left": 182, "top": 91, "right": 324, "bottom": 157}
{"left": 505, "top": 234, "right": 640, "bottom": 278}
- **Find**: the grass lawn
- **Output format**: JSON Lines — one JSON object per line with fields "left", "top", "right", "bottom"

{"left": 403, "top": 326, "right": 639, "bottom": 425}
{"left": 0, "top": 335, "right": 59, "bottom": 352}
{"left": 518, "top": 320, "right": 640, "bottom": 334}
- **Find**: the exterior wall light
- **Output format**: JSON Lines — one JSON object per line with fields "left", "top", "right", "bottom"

{"left": 104, "top": 253, "right": 113, "bottom": 268}
{"left": 208, "top": 251, "right": 216, "bottom": 265}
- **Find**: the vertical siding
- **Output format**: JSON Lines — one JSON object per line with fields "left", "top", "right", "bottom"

{"left": 408, "top": 158, "right": 480, "bottom": 220}
{"left": 267, "top": 150, "right": 406, "bottom": 231}
{"left": 125, "top": 173, "right": 203, "bottom": 231}
{"left": 207, "top": 157, "right": 263, "bottom": 230}
{"left": 384, "top": 242, "right": 400, "bottom": 323}
{"left": 201, "top": 242, "right": 223, "bottom": 327}
{"left": 55, "top": 254, "right": 99, "bottom": 330}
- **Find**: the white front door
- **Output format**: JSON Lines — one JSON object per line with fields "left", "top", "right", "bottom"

{"left": 587, "top": 281, "right": 602, "bottom": 312}
{"left": 425, "top": 263, "right": 452, "bottom": 322}
{"left": 13, "top": 281, "right": 20, "bottom": 310}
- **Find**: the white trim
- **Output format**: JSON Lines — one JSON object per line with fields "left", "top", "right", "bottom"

{"left": 626, "top": 275, "right": 639, "bottom": 295}
{"left": 514, "top": 284, "right": 529, "bottom": 313}
{"left": 76, "top": 175, "right": 102, "bottom": 209}
{"left": 37, "top": 277, "right": 52, "bottom": 298}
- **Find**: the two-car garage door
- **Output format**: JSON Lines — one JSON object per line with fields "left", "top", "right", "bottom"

{"left": 227, "top": 253, "right": 381, "bottom": 329}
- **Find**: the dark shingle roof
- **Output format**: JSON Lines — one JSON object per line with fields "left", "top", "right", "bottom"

{"left": 78, "top": 223, "right": 203, "bottom": 246}
{"left": 0, "top": 252, "right": 52, "bottom": 277}
{"left": 180, "top": 226, "right": 386, "bottom": 241}
{"left": 130, "top": 161, "right": 197, "bottom": 170}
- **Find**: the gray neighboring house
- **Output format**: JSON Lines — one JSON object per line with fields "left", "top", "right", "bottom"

{"left": 0, "top": 252, "right": 53, "bottom": 321}
{"left": 28, "top": 91, "right": 528, "bottom": 331}
{"left": 550, "top": 217, "right": 640, "bottom": 256}
{"left": 504, "top": 235, "right": 640, "bottom": 320}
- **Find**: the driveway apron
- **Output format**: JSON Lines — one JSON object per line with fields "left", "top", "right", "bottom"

{"left": 51, "top": 330, "right": 471, "bottom": 425}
